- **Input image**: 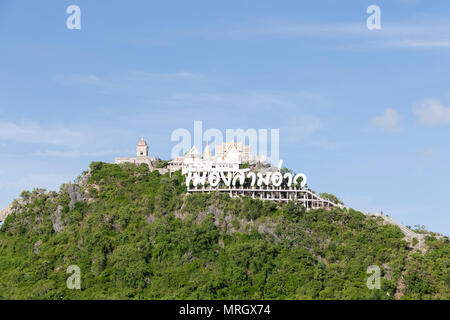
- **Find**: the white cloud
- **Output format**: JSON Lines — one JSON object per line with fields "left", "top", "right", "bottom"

{"left": 54, "top": 74, "right": 103, "bottom": 86}
{"left": 397, "top": 0, "right": 417, "bottom": 3}
{"left": 0, "top": 121, "right": 83, "bottom": 146}
{"left": 127, "top": 70, "right": 206, "bottom": 81}
{"left": 308, "top": 139, "right": 341, "bottom": 150}
{"left": 167, "top": 19, "right": 450, "bottom": 51}
{"left": 391, "top": 40, "right": 450, "bottom": 48}
{"left": 54, "top": 71, "right": 207, "bottom": 93}
{"left": 278, "top": 115, "right": 340, "bottom": 149}
{"left": 168, "top": 22, "right": 366, "bottom": 39}
{"left": 32, "top": 149, "right": 128, "bottom": 158}
{"left": 160, "top": 91, "right": 328, "bottom": 114}
{"left": 412, "top": 99, "right": 450, "bottom": 127}
{"left": 372, "top": 108, "right": 401, "bottom": 132}
{"left": 0, "top": 173, "right": 70, "bottom": 191}
{"left": 423, "top": 147, "right": 437, "bottom": 157}
{"left": 282, "top": 115, "right": 322, "bottom": 142}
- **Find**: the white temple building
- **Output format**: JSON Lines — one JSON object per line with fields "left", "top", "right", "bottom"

{"left": 168, "top": 141, "right": 266, "bottom": 174}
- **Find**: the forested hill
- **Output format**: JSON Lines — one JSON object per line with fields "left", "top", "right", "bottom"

{"left": 0, "top": 162, "right": 448, "bottom": 299}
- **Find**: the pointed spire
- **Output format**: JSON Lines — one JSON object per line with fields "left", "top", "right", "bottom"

{"left": 204, "top": 141, "right": 212, "bottom": 159}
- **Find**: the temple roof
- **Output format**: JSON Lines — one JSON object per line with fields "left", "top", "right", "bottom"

{"left": 186, "top": 146, "right": 201, "bottom": 156}
{"left": 137, "top": 137, "right": 148, "bottom": 146}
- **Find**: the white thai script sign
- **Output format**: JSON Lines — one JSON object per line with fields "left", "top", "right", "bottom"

{"left": 186, "top": 169, "right": 307, "bottom": 189}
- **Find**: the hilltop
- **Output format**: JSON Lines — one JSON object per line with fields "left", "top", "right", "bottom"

{"left": 0, "top": 162, "right": 448, "bottom": 299}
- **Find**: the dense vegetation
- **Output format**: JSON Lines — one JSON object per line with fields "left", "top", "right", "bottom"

{"left": 0, "top": 162, "right": 448, "bottom": 299}
{"left": 319, "top": 193, "right": 344, "bottom": 205}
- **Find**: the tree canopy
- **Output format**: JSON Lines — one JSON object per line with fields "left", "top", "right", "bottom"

{"left": 0, "top": 162, "right": 448, "bottom": 299}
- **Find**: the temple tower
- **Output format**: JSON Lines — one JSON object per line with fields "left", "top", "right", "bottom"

{"left": 136, "top": 137, "right": 149, "bottom": 157}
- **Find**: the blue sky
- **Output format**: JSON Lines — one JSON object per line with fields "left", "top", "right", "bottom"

{"left": 0, "top": 0, "right": 449, "bottom": 234}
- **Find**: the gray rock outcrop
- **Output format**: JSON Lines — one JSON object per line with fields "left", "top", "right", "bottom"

{"left": 63, "top": 184, "right": 85, "bottom": 210}
{"left": 0, "top": 203, "right": 14, "bottom": 222}
{"left": 77, "top": 167, "right": 92, "bottom": 187}
{"left": 51, "top": 205, "right": 65, "bottom": 233}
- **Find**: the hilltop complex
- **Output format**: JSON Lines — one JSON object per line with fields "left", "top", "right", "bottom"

{"left": 114, "top": 138, "right": 340, "bottom": 209}
{"left": 115, "top": 138, "right": 267, "bottom": 174}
